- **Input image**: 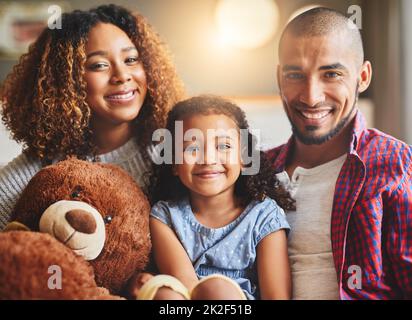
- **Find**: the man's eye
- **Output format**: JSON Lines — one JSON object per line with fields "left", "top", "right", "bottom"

{"left": 325, "top": 71, "right": 340, "bottom": 78}
{"left": 285, "top": 73, "right": 304, "bottom": 80}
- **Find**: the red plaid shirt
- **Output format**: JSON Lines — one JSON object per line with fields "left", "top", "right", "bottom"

{"left": 266, "top": 111, "right": 412, "bottom": 299}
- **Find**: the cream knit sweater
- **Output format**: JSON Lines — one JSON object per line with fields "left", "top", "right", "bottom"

{"left": 0, "top": 138, "right": 151, "bottom": 230}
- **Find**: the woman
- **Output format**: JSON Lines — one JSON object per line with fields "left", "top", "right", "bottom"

{"left": 0, "top": 4, "right": 185, "bottom": 230}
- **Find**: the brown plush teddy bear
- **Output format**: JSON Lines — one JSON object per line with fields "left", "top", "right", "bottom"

{"left": 0, "top": 158, "right": 151, "bottom": 299}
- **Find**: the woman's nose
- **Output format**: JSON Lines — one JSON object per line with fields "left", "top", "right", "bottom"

{"left": 110, "top": 66, "right": 132, "bottom": 84}
{"left": 65, "top": 209, "right": 97, "bottom": 234}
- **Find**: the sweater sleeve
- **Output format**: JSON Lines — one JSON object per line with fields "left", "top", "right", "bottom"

{"left": 0, "top": 153, "right": 42, "bottom": 230}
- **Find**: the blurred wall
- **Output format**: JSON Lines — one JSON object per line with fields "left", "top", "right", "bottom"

{"left": 0, "top": 0, "right": 364, "bottom": 95}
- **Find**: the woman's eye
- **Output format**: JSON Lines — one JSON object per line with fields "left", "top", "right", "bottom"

{"left": 125, "top": 56, "right": 139, "bottom": 64}
{"left": 88, "top": 62, "right": 108, "bottom": 70}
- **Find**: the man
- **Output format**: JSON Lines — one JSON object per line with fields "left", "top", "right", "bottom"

{"left": 267, "top": 7, "right": 412, "bottom": 299}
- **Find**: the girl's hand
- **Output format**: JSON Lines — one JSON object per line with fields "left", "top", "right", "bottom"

{"left": 126, "top": 272, "right": 188, "bottom": 300}
{"left": 150, "top": 217, "right": 199, "bottom": 292}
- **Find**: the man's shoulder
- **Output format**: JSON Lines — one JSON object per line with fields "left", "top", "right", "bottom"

{"left": 358, "top": 128, "right": 412, "bottom": 182}
{"left": 264, "top": 143, "right": 287, "bottom": 161}
{"left": 359, "top": 128, "right": 412, "bottom": 162}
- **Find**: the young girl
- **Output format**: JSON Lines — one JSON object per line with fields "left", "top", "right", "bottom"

{"left": 135, "top": 95, "right": 294, "bottom": 300}
{"left": 0, "top": 5, "right": 184, "bottom": 230}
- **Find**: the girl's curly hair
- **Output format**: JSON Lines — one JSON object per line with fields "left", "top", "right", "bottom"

{"left": 150, "top": 95, "right": 295, "bottom": 211}
{"left": 0, "top": 4, "right": 185, "bottom": 164}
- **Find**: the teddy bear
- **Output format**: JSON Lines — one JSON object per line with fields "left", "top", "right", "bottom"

{"left": 0, "top": 158, "right": 152, "bottom": 299}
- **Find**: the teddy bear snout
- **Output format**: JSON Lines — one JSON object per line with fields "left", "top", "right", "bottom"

{"left": 65, "top": 209, "right": 97, "bottom": 234}
{"left": 39, "top": 200, "right": 106, "bottom": 261}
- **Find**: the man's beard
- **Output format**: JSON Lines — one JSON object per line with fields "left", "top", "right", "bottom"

{"left": 285, "top": 85, "right": 359, "bottom": 145}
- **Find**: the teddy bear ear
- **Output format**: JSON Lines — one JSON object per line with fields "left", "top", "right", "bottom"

{"left": 3, "top": 221, "right": 31, "bottom": 232}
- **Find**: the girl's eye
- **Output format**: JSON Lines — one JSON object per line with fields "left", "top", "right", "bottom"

{"left": 217, "top": 144, "right": 231, "bottom": 151}
{"left": 185, "top": 145, "right": 199, "bottom": 153}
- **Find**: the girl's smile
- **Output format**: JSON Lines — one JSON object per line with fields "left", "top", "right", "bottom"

{"left": 193, "top": 169, "right": 226, "bottom": 180}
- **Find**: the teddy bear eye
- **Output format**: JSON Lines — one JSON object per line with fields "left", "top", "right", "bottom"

{"left": 71, "top": 186, "right": 83, "bottom": 198}
{"left": 71, "top": 191, "right": 80, "bottom": 198}
{"left": 104, "top": 215, "right": 113, "bottom": 224}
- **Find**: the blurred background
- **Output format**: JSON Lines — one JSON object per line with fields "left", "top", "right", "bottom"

{"left": 0, "top": 0, "right": 411, "bottom": 164}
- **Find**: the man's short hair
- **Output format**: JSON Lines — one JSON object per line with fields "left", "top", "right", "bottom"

{"left": 279, "top": 7, "right": 364, "bottom": 67}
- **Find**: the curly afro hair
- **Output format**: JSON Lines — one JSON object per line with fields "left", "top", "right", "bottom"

{"left": 0, "top": 4, "right": 185, "bottom": 164}
{"left": 150, "top": 95, "right": 295, "bottom": 211}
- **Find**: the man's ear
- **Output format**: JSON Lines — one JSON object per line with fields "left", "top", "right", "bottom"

{"left": 358, "top": 61, "right": 372, "bottom": 93}
{"left": 276, "top": 64, "right": 282, "bottom": 92}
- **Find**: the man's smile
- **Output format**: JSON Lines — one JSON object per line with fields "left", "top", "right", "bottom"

{"left": 293, "top": 107, "right": 335, "bottom": 127}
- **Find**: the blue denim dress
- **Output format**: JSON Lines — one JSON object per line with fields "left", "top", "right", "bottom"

{"left": 151, "top": 197, "right": 290, "bottom": 299}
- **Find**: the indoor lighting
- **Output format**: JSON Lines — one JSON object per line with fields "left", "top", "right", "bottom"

{"left": 288, "top": 4, "right": 321, "bottom": 22}
{"left": 215, "top": 0, "right": 279, "bottom": 49}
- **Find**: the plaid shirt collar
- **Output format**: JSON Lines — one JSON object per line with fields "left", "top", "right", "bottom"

{"left": 272, "top": 109, "right": 367, "bottom": 171}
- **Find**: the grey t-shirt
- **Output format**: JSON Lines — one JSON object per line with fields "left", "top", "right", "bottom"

{"left": 276, "top": 154, "right": 347, "bottom": 300}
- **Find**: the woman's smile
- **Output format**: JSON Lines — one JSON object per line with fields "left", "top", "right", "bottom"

{"left": 104, "top": 89, "right": 138, "bottom": 105}
{"left": 84, "top": 23, "right": 148, "bottom": 125}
